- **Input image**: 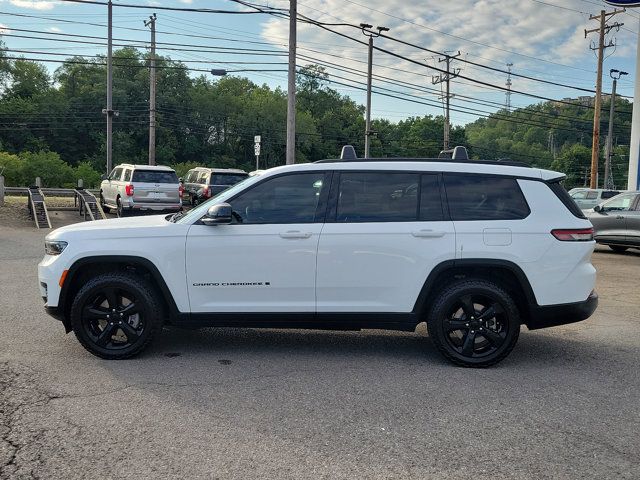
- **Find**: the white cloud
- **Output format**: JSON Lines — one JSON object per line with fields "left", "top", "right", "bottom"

{"left": 260, "top": 0, "right": 637, "bottom": 108}
{"left": 0, "top": 23, "right": 10, "bottom": 34}
{"left": 179, "top": 0, "right": 193, "bottom": 4}
{"left": 9, "top": 0, "right": 58, "bottom": 10}
{"left": 47, "top": 26, "right": 61, "bottom": 33}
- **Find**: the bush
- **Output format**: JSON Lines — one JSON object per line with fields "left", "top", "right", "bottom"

{"left": 74, "top": 161, "right": 102, "bottom": 188}
{"left": 171, "top": 161, "right": 201, "bottom": 180}
{"left": 19, "top": 151, "right": 75, "bottom": 188}
{"left": 0, "top": 151, "right": 25, "bottom": 186}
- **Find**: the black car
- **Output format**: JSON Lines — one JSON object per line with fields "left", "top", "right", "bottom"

{"left": 183, "top": 167, "right": 249, "bottom": 205}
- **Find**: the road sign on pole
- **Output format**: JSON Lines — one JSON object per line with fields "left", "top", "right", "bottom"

{"left": 254, "top": 135, "right": 261, "bottom": 170}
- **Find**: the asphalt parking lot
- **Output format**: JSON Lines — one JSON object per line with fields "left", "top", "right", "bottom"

{"left": 1, "top": 211, "right": 639, "bottom": 479}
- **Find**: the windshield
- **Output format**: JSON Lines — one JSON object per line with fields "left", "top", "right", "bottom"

{"left": 175, "top": 175, "right": 261, "bottom": 224}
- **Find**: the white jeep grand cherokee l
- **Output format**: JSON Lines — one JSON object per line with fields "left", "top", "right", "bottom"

{"left": 39, "top": 157, "right": 598, "bottom": 367}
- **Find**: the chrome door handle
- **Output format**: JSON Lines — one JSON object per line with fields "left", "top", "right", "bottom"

{"left": 412, "top": 229, "right": 446, "bottom": 238}
{"left": 279, "top": 231, "right": 312, "bottom": 239}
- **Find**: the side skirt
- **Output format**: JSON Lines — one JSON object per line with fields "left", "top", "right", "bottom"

{"left": 171, "top": 312, "right": 419, "bottom": 332}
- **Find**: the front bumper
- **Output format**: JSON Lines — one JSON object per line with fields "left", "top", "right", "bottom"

{"left": 526, "top": 291, "right": 598, "bottom": 330}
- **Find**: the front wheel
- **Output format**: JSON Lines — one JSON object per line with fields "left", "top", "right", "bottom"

{"left": 426, "top": 279, "right": 520, "bottom": 367}
{"left": 70, "top": 272, "right": 163, "bottom": 359}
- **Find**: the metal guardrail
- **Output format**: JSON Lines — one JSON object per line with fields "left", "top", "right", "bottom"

{"left": 4, "top": 187, "right": 99, "bottom": 196}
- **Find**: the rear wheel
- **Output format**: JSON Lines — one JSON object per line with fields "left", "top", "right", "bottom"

{"left": 100, "top": 193, "right": 110, "bottom": 213}
{"left": 609, "top": 245, "right": 628, "bottom": 253}
{"left": 116, "top": 197, "right": 128, "bottom": 217}
{"left": 70, "top": 272, "right": 163, "bottom": 359}
{"left": 426, "top": 279, "right": 520, "bottom": 367}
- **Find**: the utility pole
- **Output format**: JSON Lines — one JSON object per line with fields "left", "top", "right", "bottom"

{"left": 145, "top": 13, "right": 157, "bottom": 166}
{"left": 432, "top": 51, "right": 461, "bottom": 151}
{"left": 103, "top": 0, "right": 114, "bottom": 175}
{"left": 286, "top": 0, "right": 296, "bottom": 165}
{"left": 585, "top": 8, "right": 623, "bottom": 189}
{"left": 605, "top": 68, "right": 628, "bottom": 189}
{"left": 505, "top": 62, "right": 513, "bottom": 112}
{"left": 361, "top": 24, "right": 389, "bottom": 158}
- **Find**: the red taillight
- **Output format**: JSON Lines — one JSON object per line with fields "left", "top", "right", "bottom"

{"left": 551, "top": 228, "right": 594, "bottom": 241}
{"left": 125, "top": 184, "right": 134, "bottom": 196}
{"left": 203, "top": 186, "right": 211, "bottom": 199}
{"left": 178, "top": 184, "right": 184, "bottom": 198}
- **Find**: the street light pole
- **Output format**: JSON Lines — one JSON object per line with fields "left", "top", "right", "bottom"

{"left": 286, "top": 0, "right": 297, "bottom": 165}
{"left": 361, "top": 24, "right": 389, "bottom": 158}
{"left": 105, "top": 0, "right": 113, "bottom": 175}
{"left": 605, "top": 69, "right": 628, "bottom": 189}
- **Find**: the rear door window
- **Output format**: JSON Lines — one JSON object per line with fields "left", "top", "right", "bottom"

{"left": 132, "top": 170, "right": 179, "bottom": 184}
{"left": 336, "top": 172, "right": 419, "bottom": 222}
{"left": 444, "top": 174, "right": 530, "bottom": 221}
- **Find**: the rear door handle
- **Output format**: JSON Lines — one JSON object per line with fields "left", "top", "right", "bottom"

{"left": 279, "top": 231, "right": 312, "bottom": 239}
{"left": 412, "top": 229, "right": 446, "bottom": 238}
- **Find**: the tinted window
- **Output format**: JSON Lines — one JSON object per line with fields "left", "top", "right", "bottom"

{"left": 549, "top": 182, "right": 587, "bottom": 219}
{"left": 132, "top": 170, "right": 179, "bottom": 184}
{"left": 123, "top": 169, "right": 132, "bottom": 182}
{"left": 337, "top": 172, "right": 419, "bottom": 222}
{"left": 185, "top": 170, "right": 196, "bottom": 183}
{"left": 444, "top": 174, "right": 530, "bottom": 221}
{"left": 571, "top": 190, "right": 588, "bottom": 199}
{"left": 109, "top": 167, "right": 123, "bottom": 181}
{"left": 231, "top": 173, "right": 325, "bottom": 224}
{"left": 211, "top": 173, "right": 249, "bottom": 186}
{"left": 420, "top": 174, "right": 443, "bottom": 221}
{"left": 585, "top": 191, "right": 598, "bottom": 200}
{"left": 601, "top": 190, "right": 620, "bottom": 200}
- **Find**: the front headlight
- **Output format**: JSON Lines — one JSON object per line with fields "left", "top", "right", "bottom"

{"left": 45, "top": 240, "right": 68, "bottom": 256}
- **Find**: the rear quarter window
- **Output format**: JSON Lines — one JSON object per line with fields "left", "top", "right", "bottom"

{"left": 211, "top": 174, "right": 249, "bottom": 186}
{"left": 132, "top": 170, "right": 179, "bottom": 184}
{"left": 547, "top": 181, "right": 587, "bottom": 219}
{"left": 444, "top": 174, "right": 530, "bottom": 221}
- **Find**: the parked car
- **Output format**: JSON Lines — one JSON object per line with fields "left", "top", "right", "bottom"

{"left": 183, "top": 167, "right": 248, "bottom": 205}
{"left": 568, "top": 188, "right": 621, "bottom": 210}
{"left": 584, "top": 191, "right": 640, "bottom": 252}
{"left": 40, "top": 153, "right": 598, "bottom": 367}
{"left": 100, "top": 164, "right": 182, "bottom": 216}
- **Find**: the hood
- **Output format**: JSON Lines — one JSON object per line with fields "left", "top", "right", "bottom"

{"left": 46, "top": 214, "right": 176, "bottom": 241}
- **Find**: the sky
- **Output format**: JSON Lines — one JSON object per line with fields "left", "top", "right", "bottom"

{"left": 0, "top": 0, "right": 639, "bottom": 126}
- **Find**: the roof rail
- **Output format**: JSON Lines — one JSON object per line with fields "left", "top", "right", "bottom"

{"left": 438, "top": 146, "right": 469, "bottom": 161}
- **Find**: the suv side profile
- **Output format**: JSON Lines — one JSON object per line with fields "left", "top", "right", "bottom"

{"left": 40, "top": 157, "right": 597, "bottom": 367}
{"left": 100, "top": 164, "right": 182, "bottom": 216}
{"left": 183, "top": 167, "right": 248, "bottom": 205}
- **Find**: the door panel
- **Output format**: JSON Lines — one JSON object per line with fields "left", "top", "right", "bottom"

{"left": 186, "top": 224, "right": 322, "bottom": 312}
{"left": 186, "top": 171, "right": 329, "bottom": 313}
{"left": 316, "top": 172, "right": 455, "bottom": 313}
{"left": 625, "top": 195, "right": 640, "bottom": 245}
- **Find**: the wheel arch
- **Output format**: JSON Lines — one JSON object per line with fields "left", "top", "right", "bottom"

{"left": 413, "top": 259, "right": 537, "bottom": 323}
{"left": 59, "top": 255, "right": 180, "bottom": 332}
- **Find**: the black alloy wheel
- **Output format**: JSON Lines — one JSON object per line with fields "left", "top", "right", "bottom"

{"left": 427, "top": 280, "right": 520, "bottom": 367}
{"left": 70, "top": 272, "right": 163, "bottom": 359}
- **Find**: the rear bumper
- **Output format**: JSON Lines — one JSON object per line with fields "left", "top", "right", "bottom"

{"left": 126, "top": 201, "right": 182, "bottom": 211}
{"left": 526, "top": 291, "right": 598, "bottom": 330}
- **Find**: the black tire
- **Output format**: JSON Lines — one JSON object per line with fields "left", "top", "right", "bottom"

{"left": 70, "top": 272, "right": 163, "bottom": 359}
{"left": 426, "top": 279, "right": 520, "bottom": 367}
{"left": 192, "top": 196, "right": 200, "bottom": 207}
{"left": 100, "top": 193, "right": 110, "bottom": 213}
{"left": 116, "top": 197, "right": 127, "bottom": 217}
{"left": 609, "top": 245, "right": 628, "bottom": 253}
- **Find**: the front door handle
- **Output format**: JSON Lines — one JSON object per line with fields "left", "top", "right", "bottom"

{"left": 279, "top": 230, "right": 312, "bottom": 239}
{"left": 412, "top": 229, "right": 446, "bottom": 238}
{"left": 616, "top": 215, "right": 625, "bottom": 220}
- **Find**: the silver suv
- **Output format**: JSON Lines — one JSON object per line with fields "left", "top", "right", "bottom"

{"left": 100, "top": 164, "right": 182, "bottom": 216}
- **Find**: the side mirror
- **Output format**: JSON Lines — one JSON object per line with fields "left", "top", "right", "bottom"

{"left": 201, "top": 203, "right": 233, "bottom": 226}
{"left": 101, "top": 174, "right": 108, "bottom": 181}
{"left": 179, "top": 177, "right": 184, "bottom": 183}
{"left": 593, "top": 205, "right": 602, "bottom": 213}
